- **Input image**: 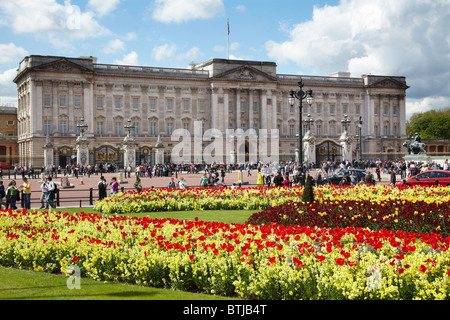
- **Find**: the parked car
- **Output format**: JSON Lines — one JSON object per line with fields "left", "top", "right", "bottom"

{"left": 396, "top": 170, "right": 450, "bottom": 187}
{"left": 317, "top": 169, "right": 369, "bottom": 185}
{"left": 0, "top": 162, "right": 14, "bottom": 170}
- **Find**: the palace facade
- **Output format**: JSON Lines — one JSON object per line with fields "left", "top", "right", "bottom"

{"left": 14, "top": 55, "right": 409, "bottom": 168}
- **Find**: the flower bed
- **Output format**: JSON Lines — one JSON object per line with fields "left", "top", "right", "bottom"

{"left": 248, "top": 199, "right": 450, "bottom": 237}
{"left": 93, "top": 185, "right": 450, "bottom": 214}
{"left": 1, "top": 208, "right": 449, "bottom": 299}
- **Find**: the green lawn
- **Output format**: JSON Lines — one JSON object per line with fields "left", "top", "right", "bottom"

{"left": 1, "top": 208, "right": 255, "bottom": 300}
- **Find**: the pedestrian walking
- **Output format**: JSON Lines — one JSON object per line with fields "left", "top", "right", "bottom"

{"left": 0, "top": 181, "right": 5, "bottom": 209}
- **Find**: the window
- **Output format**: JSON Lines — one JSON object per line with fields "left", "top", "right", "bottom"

{"left": 183, "top": 123, "right": 190, "bottom": 132}
{"left": 44, "top": 94, "right": 51, "bottom": 107}
{"left": 75, "top": 121, "right": 81, "bottom": 134}
{"left": 74, "top": 95, "right": 81, "bottom": 108}
{"left": 343, "top": 104, "right": 348, "bottom": 114}
{"left": 329, "top": 104, "right": 335, "bottom": 114}
{"left": 115, "top": 122, "right": 122, "bottom": 135}
{"left": 199, "top": 101, "right": 205, "bottom": 112}
{"left": 290, "top": 105, "right": 294, "bottom": 114}
{"left": 44, "top": 120, "right": 52, "bottom": 134}
{"left": 167, "top": 123, "right": 173, "bottom": 135}
{"left": 253, "top": 101, "right": 258, "bottom": 112}
{"left": 60, "top": 95, "right": 66, "bottom": 107}
{"left": 133, "top": 98, "right": 139, "bottom": 110}
{"left": 167, "top": 99, "right": 173, "bottom": 111}
{"left": 7, "top": 120, "right": 14, "bottom": 125}
{"left": 330, "top": 124, "right": 336, "bottom": 136}
{"left": 59, "top": 120, "right": 67, "bottom": 134}
{"left": 384, "top": 104, "right": 389, "bottom": 115}
{"left": 277, "top": 103, "right": 281, "bottom": 114}
{"left": 96, "top": 97, "right": 104, "bottom": 109}
{"left": 393, "top": 105, "right": 398, "bottom": 115}
{"left": 150, "top": 99, "right": 157, "bottom": 111}
{"left": 316, "top": 103, "right": 322, "bottom": 114}
{"left": 355, "top": 104, "right": 361, "bottom": 115}
{"left": 183, "top": 100, "right": 190, "bottom": 112}
{"left": 384, "top": 125, "right": 389, "bottom": 136}
{"left": 115, "top": 97, "right": 122, "bottom": 109}
{"left": 374, "top": 125, "right": 379, "bottom": 136}
{"left": 150, "top": 122, "right": 157, "bottom": 135}
{"left": 289, "top": 124, "right": 295, "bottom": 137}
{"left": 375, "top": 105, "right": 380, "bottom": 115}
{"left": 228, "top": 101, "right": 233, "bottom": 113}
{"left": 316, "top": 124, "right": 322, "bottom": 136}
{"left": 133, "top": 122, "right": 140, "bottom": 135}
{"left": 240, "top": 101, "right": 245, "bottom": 113}
{"left": 393, "top": 124, "right": 398, "bottom": 136}
{"left": 97, "top": 121, "right": 104, "bottom": 135}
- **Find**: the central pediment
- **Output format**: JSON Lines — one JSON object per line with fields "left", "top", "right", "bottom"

{"left": 211, "top": 65, "right": 278, "bottom": 82}
{"left": 33, "top": 58, "right": 94, "bottom": 73}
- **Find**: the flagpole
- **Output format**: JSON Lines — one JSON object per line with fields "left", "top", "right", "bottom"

{"left": 227, "top": 18, "right": 229, "bottom": 60}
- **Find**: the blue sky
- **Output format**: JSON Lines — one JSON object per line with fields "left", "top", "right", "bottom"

{"left": 0, "top": 0, "right": 449, "bottom": 119}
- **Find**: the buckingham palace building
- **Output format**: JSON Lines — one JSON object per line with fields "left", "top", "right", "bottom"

{"left": 13, "top": 55, "right": 408, "bottom": 169}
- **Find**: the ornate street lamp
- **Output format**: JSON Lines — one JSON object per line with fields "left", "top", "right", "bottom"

{"left": 289, "top": 79, "right": 314, "bottom": 185}
{"left": 124, "top": 119, "right": 135, "bottom": 138}
{"left": 304, "top": 113, "right": 314, "bottom": 132}
{"left": 76, "top": 117, "right": 88, "bottom": 137}
{"left": 341, "top": 114, "right": 351, "bottom": 133}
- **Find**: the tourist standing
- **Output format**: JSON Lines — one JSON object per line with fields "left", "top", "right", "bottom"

{"left": 40, "top": 177, "right": 48, "bottom": 209}
{"left": 98, "top": 176, "right": 107, "bottom": 200}
{"left": 46, "top": 177, "right": 57, "bottom": 209}
{"left": 20, "top": 177, "right": 32, "bottom": 209}
{"left": 7, "top": 180, "right": 18, "bottom": 210}
{"left": 389, "top": 166, "right": 396, "bottom": 186}
{"left": 110, "top": 177, "right": 119, "bottom": 196}
{"left": 0, "top": 181, "right": 5, "bottom": 208}
{"left": 178, "top": 177, "right": 187, "bottom": 189}
{"left": 273, "top": 171, "right": 284, "bottom": 187}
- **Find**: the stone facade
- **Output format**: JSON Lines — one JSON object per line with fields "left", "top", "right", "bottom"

{"left": 0, "top": 106, "right": 19, "bottom": 166}
{"left": 14, "top": 55, "right": 409, "bottom": 168}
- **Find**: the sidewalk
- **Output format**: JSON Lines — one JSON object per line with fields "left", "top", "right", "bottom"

{"left": 0, "top": 168, "right": 393, "bottom": 209}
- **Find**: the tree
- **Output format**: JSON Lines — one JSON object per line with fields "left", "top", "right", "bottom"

{"left": 302, "top": 174, "right": 315, "bottom": 203}
{"left": 406, "top": 108, "right": 450, "bottom": 140}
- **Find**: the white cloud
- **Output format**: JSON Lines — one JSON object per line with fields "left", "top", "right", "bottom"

{"left": 103, "top": 39, "right": 126, "bottom": 54}
{"left": 406, "top": 96, "right": 450, "bottom": 120}
{"left": 0, "top": 0, "right": 109, "bottom": 48}
{"left": 88, "top": 0, "right": 121, "bottom": 17}
{"left": 150, "top": 0, "right": 224, "bottom": 23}
{"left": 0, "top": 68, "right": 18, "bottom": 97}
{"left": 266, "top": 0, "right": 450, "bottom": 106}
{"left": 235, "top": 5, "right": 246, "bottom": 13}
{"left": 0, "top": 43, "right": 28, "bottom": 64}
{"left": 114, "top": 51, "right": 139, "bottom": 66}
{"left": 152, "top": 44, "right": 202, "bottom": 62}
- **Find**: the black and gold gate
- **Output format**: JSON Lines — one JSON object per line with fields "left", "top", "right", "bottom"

{"left": 90, "top": 145, "right": 124, "bottom": 169}
{"left": 316, "top": 140, "right": 342, "bottom": 163}
{"left": 136, "top": 146, "right": 154, "bottom": 166}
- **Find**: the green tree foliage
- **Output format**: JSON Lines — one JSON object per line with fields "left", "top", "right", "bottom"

{"left": 302, "top": 174, "right": 315, "bottom": 203}
{"left": 406, "top": 108, "right": 450, "bottom": 140}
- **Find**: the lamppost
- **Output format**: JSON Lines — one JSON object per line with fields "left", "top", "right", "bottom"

{"left": 289, "top": 79, "right": 314, "bottom": 185}
{"left": 357, "top": 116, "right": 363, "bottom": 162}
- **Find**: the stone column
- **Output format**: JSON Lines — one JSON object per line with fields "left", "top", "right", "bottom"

{"left": 43, "top": 135, "right": 54, "bottom": 171}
